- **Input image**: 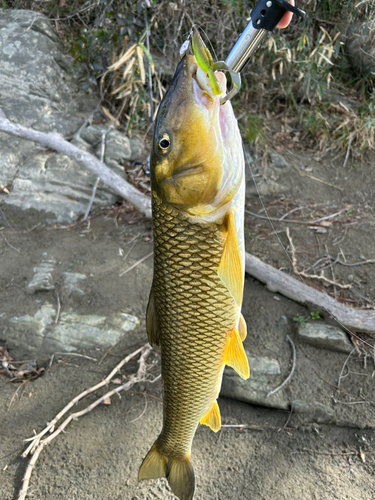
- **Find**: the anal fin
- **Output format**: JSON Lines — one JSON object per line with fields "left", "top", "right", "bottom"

{"left": 200, "top": 400, "right": 221, "bottom": 432}
{"left": 146, "top": 288, "right": 160, "bottom": 347}
{"left": 224, "top": 328, "right": 250, "bottom": 380}
{"left": 217, "top": 210, "right": 243, "bottom": 306}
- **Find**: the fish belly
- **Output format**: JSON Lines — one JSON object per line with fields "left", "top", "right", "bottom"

{"left": 152, "top": 192, "right": 239, "bottom": 458}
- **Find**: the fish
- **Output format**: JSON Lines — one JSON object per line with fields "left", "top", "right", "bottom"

{"left": 138, "top": 34, "right": 249, "bottom": 500}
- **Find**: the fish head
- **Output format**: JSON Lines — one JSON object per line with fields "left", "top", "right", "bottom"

{"left": 150, "top": 54, "right": 243, "bottom": 217}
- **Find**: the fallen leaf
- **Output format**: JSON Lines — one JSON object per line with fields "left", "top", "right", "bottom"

{"left": 103, "top": 397, "right": 111, "bottom": 405}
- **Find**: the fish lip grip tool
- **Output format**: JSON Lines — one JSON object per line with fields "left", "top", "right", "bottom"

{"left": 216, "top": 0, "right": 306, "bottom": 104}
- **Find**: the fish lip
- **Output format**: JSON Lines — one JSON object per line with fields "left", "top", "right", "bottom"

{"left": 188, "top": 59, "right": 216, "bottom": 101}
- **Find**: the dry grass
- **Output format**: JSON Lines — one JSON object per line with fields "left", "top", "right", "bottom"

{"left": 3, "top": 0, "right": 375, "bottom": 154}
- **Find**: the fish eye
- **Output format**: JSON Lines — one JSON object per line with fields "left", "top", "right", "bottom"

{"left": 157, "top": 133, "right": 171, "bottom": 154}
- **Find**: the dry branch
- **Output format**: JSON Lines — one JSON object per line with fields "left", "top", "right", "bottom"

{"left": 245, "top": 253, "right": 375, "bottom": 334}
{"left": 0, "top": 111, "right": 373, "bottom": 334}
{"left": 0, "top": 109, "right": 151, "bottom": 219}
{"left": 22, "top": 344, "right": 146, "bottom": 457}
{"left": 19, "top": 344, "right": 156, "bottom": 500}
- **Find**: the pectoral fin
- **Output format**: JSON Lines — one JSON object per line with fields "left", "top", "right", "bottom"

{"left": 146, "top": 288, "right": 160, "bottom": 347}
{"left": 200, "top": 400, "right": 221, "bottom": 432}
{"left": 238, "top": 313, "right": 247, "bottom": 342}
{"left": 224, "top": 328, "right": 250, "bottom": 380}
{"left": 218, "top": 211, "right": 243, "bottom": 306}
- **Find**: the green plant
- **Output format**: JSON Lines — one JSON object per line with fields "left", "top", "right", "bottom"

{"left": 310, "top": 311, "right": 321, "bottom": 320}
{"left": 293, "top": 316, "right": 306, "bottom": 326}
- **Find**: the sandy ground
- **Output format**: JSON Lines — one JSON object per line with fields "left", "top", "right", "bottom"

{"left": 1, "top": 146, "right": 375, "bottom": 499}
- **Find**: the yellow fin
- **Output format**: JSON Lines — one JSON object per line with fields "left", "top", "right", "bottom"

{"left": 139, "top": 439, "right": 195, "bottom": 500}
{"left": 146, "top": 288, "right": 160, "bottom": 347}
{"left": 167, "top": 454, "right": 196, "bottom": 500}
{"left": 217, "top": 211, "right": 243, "bottom": 306}
{"left": 200, "top": 400, "right": 221, "bottom": 432}
{"left": 225, "top": 328, "right": 250, "bottom": 380}
{"left": 138, "top": 440, "right": 168, "bottom": 480}
{"left": 238, "top": 313, "right": 247, "bottom": 342}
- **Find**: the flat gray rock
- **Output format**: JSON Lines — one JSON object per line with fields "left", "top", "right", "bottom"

{"left": 222, "top": 356, "right": 289, "bottom": 410}
{"left": 4, "top": 302, "right": 140, "bottom": 355}
{"left": 27, "top": 252, "right": 56, "bottom": 293}
{"left": 297, "top": 323, "right": 353, "bottom": 353}
{"left": 0, "top": 10, "right": 144, "bottom": 222}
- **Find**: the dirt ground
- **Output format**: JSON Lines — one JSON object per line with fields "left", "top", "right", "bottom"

{"left": 1, "top": 143, "right": 375, "bottom": 500}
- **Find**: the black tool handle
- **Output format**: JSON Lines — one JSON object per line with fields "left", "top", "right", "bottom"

{"left": 251, "top": 0, "right": 305, "bottom": 32}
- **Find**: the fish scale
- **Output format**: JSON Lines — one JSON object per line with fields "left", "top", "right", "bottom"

{"left": 152, "top": 191, "right": 238, "bottom": 459}
{"left": 138, "top": 52, "right": 247, "bottom": 500}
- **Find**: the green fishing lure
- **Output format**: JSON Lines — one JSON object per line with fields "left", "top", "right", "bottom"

{"left": 191, "top": 32, "right": 223, "bottom": 96}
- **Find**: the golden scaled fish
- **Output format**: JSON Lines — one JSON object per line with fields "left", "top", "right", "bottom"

{"left": 138, "top": 35, "right": 249, "bottom": 500}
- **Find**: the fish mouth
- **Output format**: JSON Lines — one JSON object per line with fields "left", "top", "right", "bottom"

{"left": 188, "top": 58, "right": 226, "bottom": 109}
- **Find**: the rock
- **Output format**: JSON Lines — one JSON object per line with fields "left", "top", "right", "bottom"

{"left": 27, "top": 253, "right": 56, "bottom": 293}
{"left": 0, "top": 10, "right": 144, "bottom": 223}
{"left": 221, "top": 355, "right": 290, "bottom": 410}
{"left": 6, "top": 150, "right": 119, "bottom": 223}
{"left": 346, "top": 21, "right": 375, "bottom": 79}
{"left": 2, "top": 302, "right": 140, "bottom": 356}
{"left": 8, "top": 302, "right": 56, "bottom": 353}
{"left": 79, "top": 125, "right": 144, "bottom": 172}
{"left": 245, "top": 149, "right": 289, "bottom": 197}
{"left": 292, "top": 400, "right": 335, "bottom": 423}
{"left": 297, "top": 323, "right": 353, "bottom": 353}
{"left": 269, "top": 151, "right": 290, "bottom": 171}
{"left": 62, "top": 272, "right": 87, "bottom": 297}
{"left": 0, "top": 10, "right": 98, "bottom": 144}
{"left": 50, "top": 310, "right": 140, "bottom": 352}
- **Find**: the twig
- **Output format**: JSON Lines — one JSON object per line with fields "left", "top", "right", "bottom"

{"left": 245, "top": 209, "right": 344, "bottom": 225}
{"left": 220, "top": 423, "right": 294, "bottom": 431}
{"left": 118, "top": 251, "right": 153, "bottom": 277}
{"left": 278, "top": 206, "right": 305, "bottom": 221}
{"left": 83, "top": 125, "right": 114, "bottom": 221}
{"left": 343, "top": 138, "right": 352, "bottom": 168}
{"left": 0, "top": 109, "right": 151, "bottom": 218}
{"left": 326, "top": 244, "right": 337, "bottom": 299}
{"left": 8, "top": 381, "right": 28, "bottom": 411}
{"left": 54, "top": 352, "right": 97, "bottom": 362}
{"left": 267, "top": 335, "right": 296, "bottom": 398}
{"left": 338, "top": 348, "right": 356, "bottom": 388}
{"left": 54, "top": 292, "right": 61, "bottom": 325}
{"left": 293, "top": 164, "right": 344, "bottom": 191}
{"left": 83, "top": 176, "right": 101, "bottom": 221}
{"left": 18, "top": 345, "right": 153, "bottom": 500}
{"left": 3, "top": 236, "right": 21, "bottom": 253}
{"left": 128, "top": 392, "right": 148, "bottom": 423}
{"left": 286, "top": 228, "right": 351, "bottom": 289}
{"left": 22, "top": 345, "right": 146, "bottom": 457}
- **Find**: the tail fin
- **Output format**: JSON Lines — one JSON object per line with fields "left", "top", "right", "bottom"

{"left": 166, "top": 454, "right": 195, "bottom": 500}
{"left": 138, "top": 440, "right": 168, "bottom": 480}
{"left": 139, "top": 439, "right": 196, "bottom": 500}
